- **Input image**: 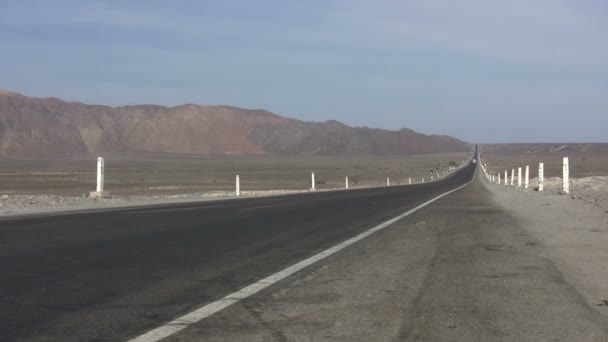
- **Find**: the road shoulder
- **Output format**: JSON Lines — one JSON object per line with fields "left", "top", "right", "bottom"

{"left": 484, "top": 179, "right": 608, "bottom": 318}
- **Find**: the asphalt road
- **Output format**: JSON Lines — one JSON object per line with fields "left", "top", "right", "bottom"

{"left": 0, "top": 162, "right": 475, "bottom": 341}
{"left": 162, "top": 165, "right": 608, "bottom": 342}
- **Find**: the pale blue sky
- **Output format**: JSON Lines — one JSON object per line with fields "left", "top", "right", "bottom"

{"left": 1, "top": 0, "right": 607, "bottom": 142}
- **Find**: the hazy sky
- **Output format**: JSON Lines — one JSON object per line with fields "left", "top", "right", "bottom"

{"left": 1, "top": 1, "right": 607, "bottom": 143}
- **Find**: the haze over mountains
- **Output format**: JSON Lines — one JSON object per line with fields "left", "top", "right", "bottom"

{"left": 0, "top": 90, "right": 470, "bottom": 158}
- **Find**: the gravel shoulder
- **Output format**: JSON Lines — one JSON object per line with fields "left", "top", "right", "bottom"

{"left": 484, "top": 176, "right": 608, "bottom": 316}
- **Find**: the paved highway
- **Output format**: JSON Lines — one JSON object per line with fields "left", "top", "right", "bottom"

{"left": 1, "top": 161, "right": 475, "bottom": 341}
{"left": 161, "top": 163, "right": 608, "bottom": 342}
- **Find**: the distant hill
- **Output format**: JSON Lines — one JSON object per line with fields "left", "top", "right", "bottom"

{"left": 0, "top": 90, "right": 471, "bottom": 158}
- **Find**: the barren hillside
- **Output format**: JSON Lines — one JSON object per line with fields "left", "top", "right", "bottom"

{"left": 0, "top": 90, "right": 471, "bottom": 157}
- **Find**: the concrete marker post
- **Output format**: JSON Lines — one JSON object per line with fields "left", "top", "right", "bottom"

{"left": 236, "top": 175, "right": 240, "bottom": 196}
{"left": 518, "top": 167, "right": 522, "bottom": 188}
{"left": 525, "top": 165, "right": 529, "bottom": 189}
{"left": 504, "top": 170, "right": 508, "bottom": 186}
{"left": 539, "top": 163, "right": 544, "bottom": 192}
{"left": 498, "top": 173, "right": 501, "bottom": 185}
{"left": 563, "top": 157, "right": 570, "bottom": 194}
{"left": 408, "top": 177, "right": 412, "bottom": 185}
{"left": 97, "top": 157, "right": 104, "bottom": 192}
{"left": 90, "top": 157, "right": 110, "bottom": 198}
{"left": 311, "top": 172, "right": 316, "bottom": 191}
{"left": 511, "top": 169, "right": 515, "bottom": 186}
{"left": 345, "top": 176, "right": 349, "bottom": 189}
{"left": 387, "top": 177, "right": 390, "bottom": 186}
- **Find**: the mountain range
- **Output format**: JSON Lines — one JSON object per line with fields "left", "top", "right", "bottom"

{"left": 0, "top": 90, "right": 470, "bottom": 158}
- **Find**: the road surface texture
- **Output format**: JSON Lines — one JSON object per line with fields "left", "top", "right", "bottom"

{"left": 2, "top": 163, "right": 472, "bottom": 341}
{"left": 163, "top": 167, "right": 608, "bottom": 341}
{"left": 3, "top": 160, "right": 608, "bottom": 341}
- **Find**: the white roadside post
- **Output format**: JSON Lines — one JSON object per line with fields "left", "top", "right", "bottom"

{"left": 409, "top": 177, "right": 412, "bottom": 185}
{"left": 563, "top": 157, "right": 570, "bottom": 194}
{"left": 511, "top": 169, "right": 515, "bottom": 186}
{"left": 505, "top": 170, "right": 508, "bottom": 186}
{"left": 311, "top": 172, "right": 316, "bottom": 191}
{"left": 345, "top": 176, "right": 349, "bottom": 189}
{"left": 525, "top": 165, "right": 530, "bottom": 189}
{"left": 539, "top": 163, "right": 544, "bottom": 192}
{"left": 387, "top": 177, "right": 390, "bottom": 186}
{"left": 236, "top": 175, "right": 240, "bottom": 196}
{"left": 96, "top": 157, "right": 104, "bottom": 192}
{"left": 492, "top": 175, "right": 495, "bottom": 183}
{"left": 498, "top": 173, "right": 501, "bottom": 185}
{"left": 422, "top": 178, "right": 425, "bottom": 183}
{"left": 518, "top": 167, "right": 522, "bottom": 188}
{"left": 90, "top": 157, "right": 110, "bottom": 198}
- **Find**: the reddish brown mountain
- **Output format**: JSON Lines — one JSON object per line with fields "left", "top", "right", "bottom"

{"left": 0, "top": 90, "right": 470, "bottom": 158}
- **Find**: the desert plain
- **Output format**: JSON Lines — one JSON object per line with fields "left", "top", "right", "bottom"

{"left": 0, "top": 152, "right": 472, "bottom": 216}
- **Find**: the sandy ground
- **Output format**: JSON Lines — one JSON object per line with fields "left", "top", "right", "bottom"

{"left": 488, "top": 175, "right": 608, "bottom": 212}
{"left": 484, "top": 175, "right": 608, "bottom": 317}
